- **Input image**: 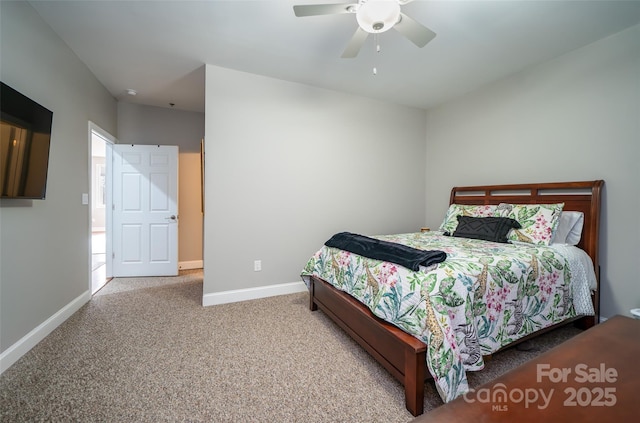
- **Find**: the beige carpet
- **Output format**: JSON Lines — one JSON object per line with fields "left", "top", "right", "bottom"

{"left": 0, "top": 270, "right": 581, "bottom": 422}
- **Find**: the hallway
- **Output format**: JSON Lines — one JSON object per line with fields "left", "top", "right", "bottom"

{"left": 91, "top": 231, "right": 107, "bottom": 294}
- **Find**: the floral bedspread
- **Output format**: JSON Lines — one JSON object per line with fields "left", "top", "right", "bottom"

{"left": 301, "top": 231, "right": 594, "bottom": 403}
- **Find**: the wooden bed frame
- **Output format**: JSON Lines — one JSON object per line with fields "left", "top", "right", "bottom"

{"left": 307, "top": 180, "right": 604, "bottom": 416}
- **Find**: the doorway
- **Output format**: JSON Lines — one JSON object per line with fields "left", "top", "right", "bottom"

{"left": 89, "top": 123, "right": 114, "bottom": 294}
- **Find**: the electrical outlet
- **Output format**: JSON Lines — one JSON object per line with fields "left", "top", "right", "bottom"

{"left": 254, "top": 260, "right": 262, "bottom": 272}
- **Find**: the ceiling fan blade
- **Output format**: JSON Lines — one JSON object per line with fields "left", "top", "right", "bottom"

{"left": 394, "top": 13, "right": 436, "bottom": 48}
{"left": 341, "top": 27, "right": 369, "bottom": 58}
{"left": 293, "top": 3, "right": 356, "bottom": 17}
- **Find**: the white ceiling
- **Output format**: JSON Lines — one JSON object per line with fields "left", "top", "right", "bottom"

{"left": 29, "top": 0, "right": 640, "bottom": 113}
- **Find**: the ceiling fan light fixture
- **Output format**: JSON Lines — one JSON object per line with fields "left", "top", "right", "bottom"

{"left": 356, "top": 0, "right": 400, "bottom": 34}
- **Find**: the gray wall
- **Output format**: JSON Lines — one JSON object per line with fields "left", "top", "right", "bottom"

{"left": 203, "top": 65, "right": 427, "bottom": 295}
{"left": 424, "top": 24, "right": 640, "bottom": 320}
{"left": 117, "top": 102, "right": 204, "bottom": 264}
{"left": 0, "top": 2, "right": 117, "bottom": 352}
{"left": 117, "top": 102, "right": 204, "bottom": 154}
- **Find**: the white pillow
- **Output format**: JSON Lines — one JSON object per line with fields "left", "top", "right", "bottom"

{"left": 552, "top": 211, "right": 584, "bottom": 245}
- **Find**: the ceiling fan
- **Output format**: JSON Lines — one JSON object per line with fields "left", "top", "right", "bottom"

{"left": 293, "top": 0, "right": 436, "bottom": 58}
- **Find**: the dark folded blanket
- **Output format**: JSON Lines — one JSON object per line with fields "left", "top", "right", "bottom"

{"left": 324, "top": 232, "right": 447, "bottom": 271}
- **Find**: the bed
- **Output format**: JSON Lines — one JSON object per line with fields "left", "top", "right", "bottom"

{"left": 300, "top": 180, "right": 603, "bottom": 416}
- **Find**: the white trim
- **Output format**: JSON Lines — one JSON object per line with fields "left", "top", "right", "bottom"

{"left": 0, "top": 290, "right": 91, "bottom": 375}
{"left": 202, "top": 281, "right": 307, "bottom": 307}
{"left": 88, "top": 121, "right": 116, "bottom": 289}
{"left": 179, "top": 260, "right": 203, "bottom": 270}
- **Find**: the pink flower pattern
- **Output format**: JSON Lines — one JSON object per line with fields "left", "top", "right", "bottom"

{"left": 376, "top": 262, "right": 398, "bottom": 288}
{"left": 337, "top": 250, "right": 352, "bottom": 267}
{"left": 485, "top": 284, "right": 511, "bottom": 322}
{"left": 537, "top": 272, "right": 559, "bottom": 303}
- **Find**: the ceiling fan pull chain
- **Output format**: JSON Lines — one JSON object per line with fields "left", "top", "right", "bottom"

{"left": 373, "top": 33, "right": 380, "bottom": 76}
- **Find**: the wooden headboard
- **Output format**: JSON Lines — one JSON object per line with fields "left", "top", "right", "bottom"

{"left": 449, "top": 180, "right": 604, "bottom": 325}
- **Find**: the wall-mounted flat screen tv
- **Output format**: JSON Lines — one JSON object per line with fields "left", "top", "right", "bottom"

{"left": 1, "top": 82, "right": 53, "bottom": 199}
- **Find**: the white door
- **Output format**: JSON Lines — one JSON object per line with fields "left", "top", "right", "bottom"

{"left": 112, "top": 144, "right": 179, "bottom": 277}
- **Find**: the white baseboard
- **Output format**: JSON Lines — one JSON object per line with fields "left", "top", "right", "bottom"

{"left": 202, "top": 281, "right": 307, "bottom": 307}
{"left": 0, "top": 290, "right": 91, "bottom": 375}
{"left": 179, "top": 260, "right": 203, "bottom": 270}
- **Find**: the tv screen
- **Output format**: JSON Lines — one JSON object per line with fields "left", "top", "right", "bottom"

{"left": 1, "top": 82, "right": 53, "bottom": 199}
